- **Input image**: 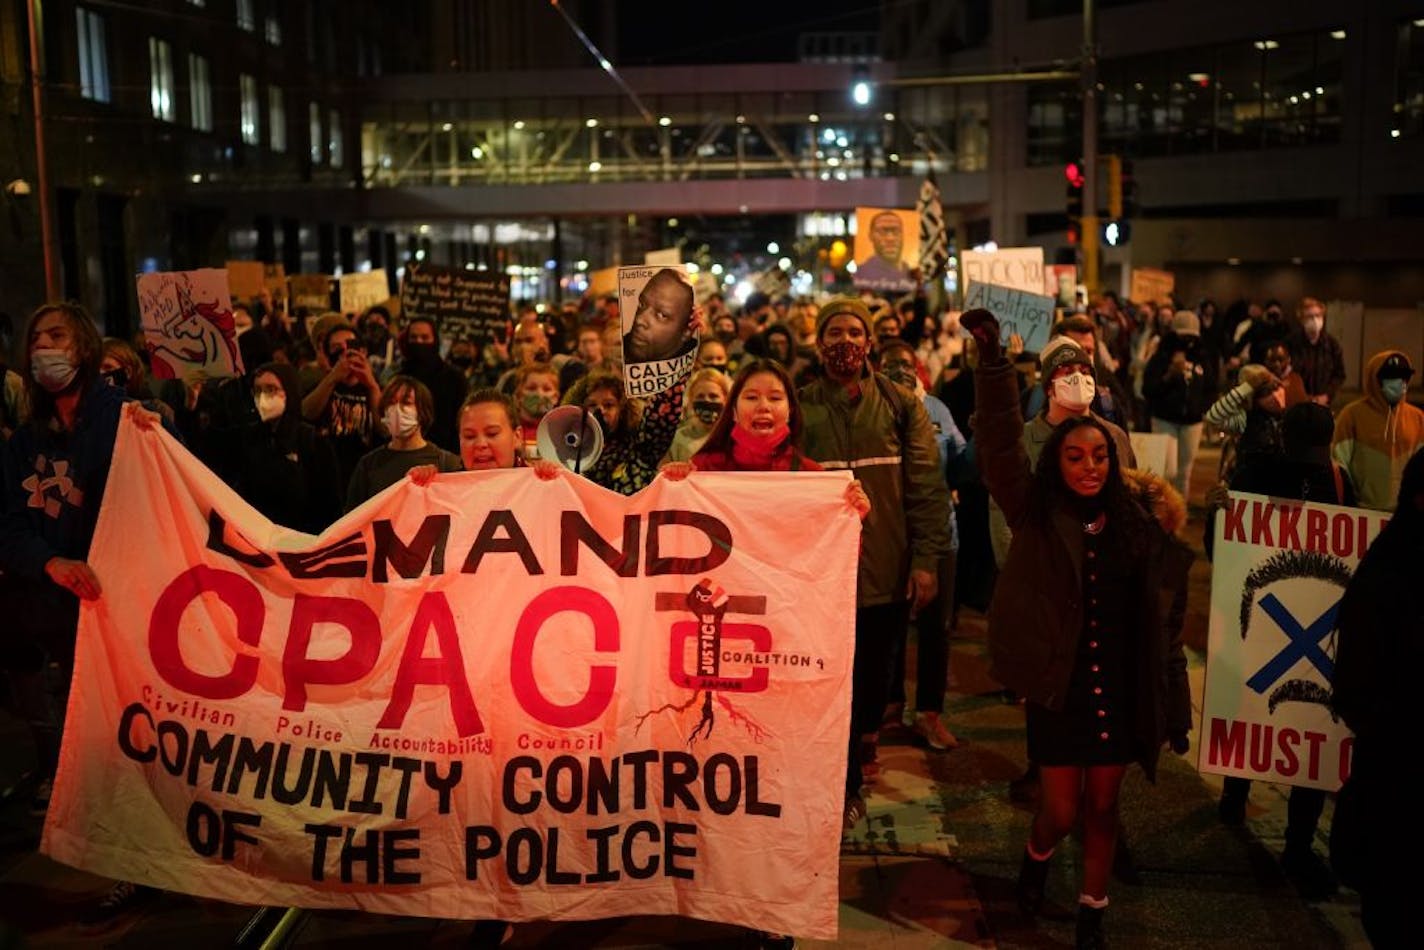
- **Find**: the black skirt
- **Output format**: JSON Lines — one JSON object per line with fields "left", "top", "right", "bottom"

{"left": 1026, "top": 526, "right": 1138, "bottom": 767}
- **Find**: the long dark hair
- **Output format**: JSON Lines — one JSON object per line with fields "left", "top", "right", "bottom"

{"left": 561, "top": 370, "right": 635, "bottom": 444}
{"left": 1030, "top": 416, "right": 1150, "bottom": 551}
{"left": 697, "top": 359, "right": 803, "bottom": 459}
{"left": 22, "top": 302, "right": 104, "bottom": 428}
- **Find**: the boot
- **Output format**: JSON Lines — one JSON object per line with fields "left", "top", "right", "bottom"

{"left": 1015, "top": 848, "right": 1050, "bottom": 917}
{"left": 1075, "top": 903, "right": 1107, "bottom": 950}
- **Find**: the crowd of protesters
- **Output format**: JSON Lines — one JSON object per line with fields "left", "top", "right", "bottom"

{"left": 0, "top": 274, "right": 1420, "bottom": 948}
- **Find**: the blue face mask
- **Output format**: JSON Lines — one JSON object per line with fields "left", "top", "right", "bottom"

{"left": 1380, "top": 378, "right": 1407, "bottom": 405}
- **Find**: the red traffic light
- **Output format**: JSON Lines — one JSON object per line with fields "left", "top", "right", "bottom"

{"left": 1064, "top": 161, "right": 1086, "bottom": 189}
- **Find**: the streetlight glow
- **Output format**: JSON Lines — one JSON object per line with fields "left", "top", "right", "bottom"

{"left": 852, "top": 81, "right": 871, "bottom": 106}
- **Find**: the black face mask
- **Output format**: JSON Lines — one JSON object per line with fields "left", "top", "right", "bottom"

{"left": 715, "top": 329, "right": 736, "bottom": 344}
{"left": 364, "top": 327, "right": 390, "bottom": 349}
{"left": 449, "top": 355, "right": 474, "bottom": 370}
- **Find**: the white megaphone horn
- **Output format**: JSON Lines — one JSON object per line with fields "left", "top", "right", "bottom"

{"left": 535, "top": 404, "right": 603, "bottom": 473}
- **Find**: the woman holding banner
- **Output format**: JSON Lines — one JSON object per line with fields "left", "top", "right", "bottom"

{"left": 962, "top": 308, "right": 1190, "bottom": 950}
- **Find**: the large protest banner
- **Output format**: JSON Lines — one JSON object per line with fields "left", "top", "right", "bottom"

{"left": 962, "top": 281, "right": 1057, "bottom": 354}
{"left": 135, "top": 269, "right": 244, "bottom": 380}
{"left": 618, "top": 265, "right": 698, "bottom": 399}
{"left": 339, "top": 270, "right": 391, "bottom": 315}
{"left": 1198, "top": 493, "right": 1389, "bottom": 791}
{"left": 44, "top": 416, "right": 858, "bottom": 938}
{"left": 400, "top": 263, "right": 512, "bottom": 345}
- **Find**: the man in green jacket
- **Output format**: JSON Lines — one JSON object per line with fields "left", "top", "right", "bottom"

{"left": 799, "top": 296, "right": 953, "bottom": 830}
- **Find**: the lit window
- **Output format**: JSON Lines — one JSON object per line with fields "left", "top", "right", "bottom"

{"left": 329, "top": 109, "right": 343, "bottom": 167}
{"left": 75, "top": 8, "right": 110, "bottom": 103}
{"left": 265, "top": 15, "right": 282, "bottom": 46}
{"left": 240, "top": 73, "right": 260, "bottom": 145}
{"left": 188, "top": 53, "right": 211, "bottom": 131}
{"left": 148, "top": 37, "right": 174, "bottom": 121}
{"left": 268, "top": 86, "right": 286, "bottom": 152}
{"left": 236, "top": 0, "right": 255, "bottom": 31}
{"left": 309, "top": 102, "right": 323, "bottom": 163}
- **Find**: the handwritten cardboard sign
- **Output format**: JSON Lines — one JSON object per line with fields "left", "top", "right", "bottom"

{"left": 135, "top": 269, "right": 244, "bottom": 381}
{"left": 400, "top": 264, "right": 513, "bottom": 345}
{"left": 963, "top": 280, "right": 1057, "bottom": 355}
{"left": 338, "top": 270, "right": 390, "bottom": 316}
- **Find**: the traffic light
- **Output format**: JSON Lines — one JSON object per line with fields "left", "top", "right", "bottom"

{"left": 1103, "top": 155, "right": 1134, "bottom": 245}
{"left": 1065, "top": 159, "right": 1085, "bottom": 243}
{"left": 1107, "top": 155, "right": 1123, "bottom": 220}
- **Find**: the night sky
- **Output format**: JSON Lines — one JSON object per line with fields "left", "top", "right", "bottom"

{"left": 614, "top": 0, "right": 882, "bottom": 65}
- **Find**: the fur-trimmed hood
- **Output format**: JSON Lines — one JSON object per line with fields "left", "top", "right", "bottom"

{"left": 1122, "top": 467, "right": 1188, "bottom": 536}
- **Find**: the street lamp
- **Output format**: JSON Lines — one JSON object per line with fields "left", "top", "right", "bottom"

{"left": 851, "top": 66, "right": 871, "bottom": 106}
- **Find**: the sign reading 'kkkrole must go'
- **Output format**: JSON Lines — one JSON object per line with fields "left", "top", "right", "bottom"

{"left": 43, "top": 417, "right": 858, "bottom": 938}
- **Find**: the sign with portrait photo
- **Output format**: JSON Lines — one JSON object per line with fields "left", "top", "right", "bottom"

{"left": 135, "top": 268, "right": 244, "bottom": 381}
{"left": 618, "top": 265, "right": 698, "bottom": 398}
{"left": 851, "top": 207, "right": 919, "bottom": 294}
{"left": 1199, "top": 493, "right": 1389, "bottom": 791}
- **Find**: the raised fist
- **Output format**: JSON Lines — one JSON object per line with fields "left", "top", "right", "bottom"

{"left": 959, "top": 308, "right": 1002, "bottom": 364}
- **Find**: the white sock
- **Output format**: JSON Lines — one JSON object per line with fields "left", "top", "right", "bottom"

{"left": 1079, "top": 894, "right": 1109, "bottom": 910}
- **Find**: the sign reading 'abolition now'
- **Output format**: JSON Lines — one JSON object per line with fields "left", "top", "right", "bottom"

{"left": 43, "top": 417, "right": 859, "bottom": 938}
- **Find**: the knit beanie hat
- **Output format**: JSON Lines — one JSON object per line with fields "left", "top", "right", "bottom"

{"left": 1038, "top": 335, "right": 1093, "bottom": 390}
{"left": 1170, "top": 310, "right": 1201, "bottom": 337}
{"left": 815, "top": 296, "right": 873, "bottom": 340}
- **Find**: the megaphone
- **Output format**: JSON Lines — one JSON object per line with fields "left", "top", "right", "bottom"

{"left": 535, "top": 405, "right": 603, "bottom": 472}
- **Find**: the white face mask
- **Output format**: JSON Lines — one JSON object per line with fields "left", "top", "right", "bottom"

{"left": 1380, "top": 378, "right": 1407, "bottom": 405}
{"left": 384, "top": 404, "right": 420, "bottom": 438}
{"left": 1303, "top": 317, "right": 1323, "bottom": 340}
{"left": 1053, "top": 372, "right": 1096, "bottom": 413}
{"left": 30, "top": 348, "right": 79, "bottom": 393}
{"left": 254, "top": 392, "right": 286, "bottom": 422}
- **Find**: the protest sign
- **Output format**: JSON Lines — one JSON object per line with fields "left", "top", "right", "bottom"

{"left": 1127, "top": 432, "right": 1177, "bottom": 483}
{"left": 960, "top": 247, "right": 1045, "bottom": 298}
{"left": 852, "top": 207, "right": 919, "bottom": 294}
{"left": 289, "top": 274, "right": 335, "bottom": 313}
{"left": 962, "top": 281, "right": 1056, "bottom": 355}
{"left": 135, "top": 269, "right": 243, "bottom": 380}
{"left": 339, "top": 270, "right": 390, "bottom": 315}
{"left": 1129, "top": 267, "right": 1175, "bottom": 305}
{"left": 225, "top": 261, "right": 266, "bottom": 300}
{"left": 619, "top": 265, "right": 697, "bottom": 398}
{"left": 1198, "top": 493, "right": 1389, "bottom": 791}
{"left": 644, "top": 248, "right": 682, "bottom": 267}
{"left": 1045, "top": 264, "right": 1077, "bottom": 308}
{"left": 44, "top": 416, "right": 857, "bottom": 938}
{"left": 400, "top": 263, "right": 512, "bottom": 345}
{"left": 588, "top": 267, "right": 618, "bottom": 300}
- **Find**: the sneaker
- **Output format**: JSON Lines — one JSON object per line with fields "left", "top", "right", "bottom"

{"left": 29, "top": 777, "right": 53, "bottom": 816}
{"left": 911, "top": 711, "right": 960, "bottom": 751}
{"left": 77, "top": 881, "right": 158, "bottom": 932}
{"left": 1281, "top": 846, "right": 1338, "bottom": 901}
{"left": 843, "top": 796, "right": 867, "bottom": 833}
{"left": 758, "top": 932, "right": 796, "bottom": 949}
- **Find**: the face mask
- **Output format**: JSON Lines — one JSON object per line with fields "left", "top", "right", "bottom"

{"left": 691, "top": 400, "right": 722, "bottom": 425}
{"left": 820, "top": 340, "right": 866, "bottom": 377}
{"left": 715, "top": 329, "right": 736, "bottom": 344}
{"left": 364, "top": 326, "right": 390, "bottom": 349}
{"left": 255, "top": 391, "right": 286, "bottom": 422}
{"left": 1303, "top": 318, "right": 1323, "bottom": 339}
{"left": 706, "top": 363, "right": 729, "bottom": 375}
{"left": 450, "top": 355, "right": 474, "bottom": 370}
{"left": 30, "top": 348, "right": 78, "bottom": 393}
{"left": 101, "top": 367, "right": 128, "bottom": 390}
{"left": 731, "top": 422, "right": 791, "bottom": 455}
{"left": 520, "top": 392, "right": 555, "bottom": 417}
{"left": 383, "top": 405, "right": 420, "bottom": 438}
{"left": 1053, "top": 372, "right": 1096, "bottom": 413}
{"left": 1381, "top": 378, "right": 1407, "bottom": 405}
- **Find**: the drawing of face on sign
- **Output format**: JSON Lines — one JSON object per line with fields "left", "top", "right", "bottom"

{"left": 148, "top": 280, "right": 242, "bottom": 380}
{"left": 1237, "top": 549, "right": 1353, "bottom": 717}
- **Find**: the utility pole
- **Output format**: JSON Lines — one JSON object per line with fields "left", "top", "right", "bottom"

{"left": 27, "top": 0, "right": 59, "bottom": 300}
{"left": 1080, "top": 0, "right": 1100, "bottom": 295}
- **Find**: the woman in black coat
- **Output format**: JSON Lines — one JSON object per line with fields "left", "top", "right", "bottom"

{"left": 214, "top": 362, "right": 341, "bottom": 534}
{"left": 963, "top": 310, "right": 1191, "bottom": 950}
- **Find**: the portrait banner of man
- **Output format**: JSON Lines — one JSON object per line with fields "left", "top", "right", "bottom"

{"left": 618, "top": 264, "right": 697, "bottom": 398}
{"left": 1199, "top": 492, "right": 1392, "bottom": 791}
{"left": 851, "top": 207, "right": 919, "bottom": 294}
{"left": 135, "top": 268, "right": 243, "bottom": 381}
